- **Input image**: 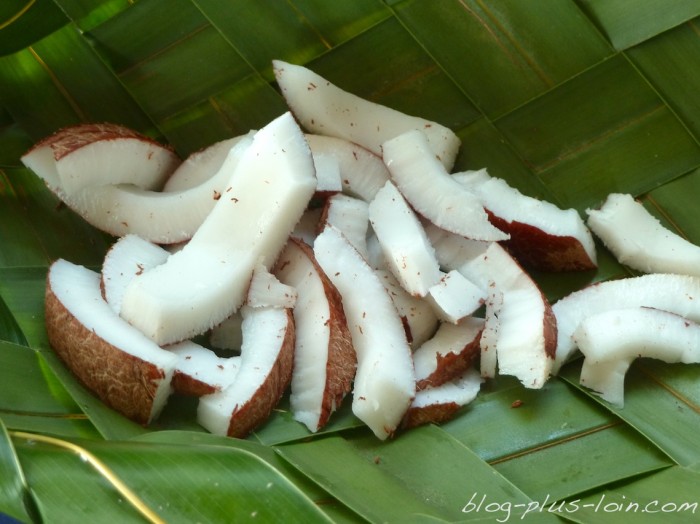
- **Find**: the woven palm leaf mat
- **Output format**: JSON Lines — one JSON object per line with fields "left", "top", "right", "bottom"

{"left": 1, "top": 1, "right": 700, "bottom": 522}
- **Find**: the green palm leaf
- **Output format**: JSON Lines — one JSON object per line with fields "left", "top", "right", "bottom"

{"left": 2, "top": 1, "right": 700, "bottom": 522}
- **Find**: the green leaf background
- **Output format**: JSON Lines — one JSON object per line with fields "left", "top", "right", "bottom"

{"left": 2, "top": 1, "right": 700, "bottom": 522}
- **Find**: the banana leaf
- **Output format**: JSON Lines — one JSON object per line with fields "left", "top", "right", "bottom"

{"left": 2, "top": 1, "right": 700, "bottom": 522}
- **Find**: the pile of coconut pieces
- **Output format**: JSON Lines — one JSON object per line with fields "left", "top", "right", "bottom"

{"left": 22, "top": 61, "right": 700, "bottom": 441}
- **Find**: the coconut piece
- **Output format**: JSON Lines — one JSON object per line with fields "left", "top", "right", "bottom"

{"left": 101, "top": 234, "right": 170, "bottom": 314}
{"left": 305, "top": 134, "right": 390, "bottom": 202}
{"left": 318, "top": 193, "right": 370, "bottom": 259}
{"left": 586, "top": 192, "right": 700, "bottom": 276}
{"left": 58, "top": 135, "right": 253, "bottom": 243}
{"left": 163, "top": 135, "right": 252, "bottom": 192}
{"left": 413, "top": 318, "right": 484, "bottom": 390}
{"left": 479, "top": 290, "right": 502, "bottom": 379}
{"left": 119, "top": 112, "right": 316, "bottom": 345}
{"left": 454, "top": 170, "right": 597, "bottom": 271}
{"left": 551, "top": 273, "right": 700, "bottom": 373}
{"left": 24, "top": 123, "right": 180, "bottom": 195}
{"left": 375, "top": 269, "right": 439, "bottom": 348}
{"left": 169, "top": 341, "right": 240, "bottom": 397}
{"left": 402, "top": 368, "right": 483, "bottom": 429}
{"left": 274, "top": 238, "right": 356, "bottom": 432}
{"left": 426, "top": 270, "right": 486, "bottom": 324}
{"left": 424, "top": 222, "right": 491, "bottom": 271}
{"left": 197, "top": 305, "right": 295, "bottom": 438}
{"left": 291, "top": 207, "right": 323, "bottom": 246}
{"left": 368, "top": 180, "right": 442, "bottom": 297}
{"left": 382, "top": 130, "right": 508, "bottom": 242}
{"left": 458, "top": 242, "right": 556, "bottom": 388}
{"left": 45, "top": 259, "right": 178, "bottom": 425}
{"left": 246, "top": 261, "right": 297, "bottom": 309}
{"left": 274, "top": 60, "right": 461, "bottom": 171}
{"left": 314, "top": 225, "right": 416, "bottom": 440}
{"left": 574, "top": 307, "right": 700, "bottom": 407}
{"left": 312, "top": 151, "right": 343, "bottom": 197}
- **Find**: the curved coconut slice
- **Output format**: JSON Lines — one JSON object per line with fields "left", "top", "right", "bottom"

{"left": 273, "top": 60, "right": 461, "bottom": 171}
{"left": 274, "top": 238, "right": 356, "bottom": 432}
{"left": 246, "top": 261, "right": 297, "bottom": 309}
{"left": 458, "top": 242, "right": 556, "bottom": 388}
{"left": 375, "top": 269, "right": 439, "bottom": 348}
{"left": 454, "top": 170, "right": 597, "bottom": 271}
{"left": 119, "top": 112, "right": 316, "bottom": 345}
{"left": 314, "top": 225, "right": 416, "bottom": 440}
{"left": 26, "top": 123, "right": 180, "bottom": 195}
{"left": 368, "top": 180, "right": 442, "bottom": 297}
{"left": 197, "top": 305, "right": 295, "bottom": 438}
{"left": 382, "top": 130, "right": 508, "bottom": 242}
{"left": 413, "top": 318, "right": 484, "bottom": 390}
{"left": 58, "top": 135, "right": 253, "bottom": 244}
{"left": 101, "top": 234, "right": 170, "bottom": 314}
{"left": 426, "top": 270, "right": 486, "bottom": 324}
{"left": 574, "top": 307, "right": 700, "bottom": 407}
{"left": 552, "top": 273, "right": 700, "bottom": 373}
{"left": 402, "top": 368, "right": 483, "bottom": 430}
{"left": 169, "top": 341, "right": 241, "bottom": 397}
{"left": 318, "top": 193, "right": 370, "bottom": 259}
{"left": 586, "top": 192, "right": 700, "bottom": 276}
{"left": 45, "top": 259, "right": 178, "bottom": 425}
{"left": 305, "top": 134, "right": 390, "bottom": 202}
{"left": 163, "top": 135, "right": 252, "bottom": 192}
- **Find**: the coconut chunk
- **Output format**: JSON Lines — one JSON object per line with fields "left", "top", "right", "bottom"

{"left": 552, "top": 273, "right": 700, "bottom": 373}
{"left": 426, "top": 270, "right": 486, "bottom": 324}
{"left": 319, "top": 193, "right": 370, "bottom": 259}
{"left": 413, "top": 318, "right": 484, "bottom": 390}
{"left": 368, "top": 180, "right": 442, "bottom": 297}
{"left": 314, "top": 225, "right": 416, "bottom": 440}
{"left": 312, "top": 151, "right": 343, "bottom": 197}
{"left": 246, "top": 261, "right": 297, "bottom": 309}
{"left": 382, "top": 130, "right": 508, "bottom": 242}
{"left": 454, "top": 170, "right": 597, "bottom": 271}
{"left": 168, "top": 341, "right": 241, "bottom": 397}
{"left": 305, "top": 134, "right": 390, "bottom": 202}
{"left": 119, "top": 112, "right": 316, "bottom": 345}
{"left": 402, "top": 368, "right": 483, "bottom": 429}
{"left": 274, "top": 238, "right": 356, "bottom": 432}
{"left": 209, "top": 312, "right": 244, "bottom": 352}
{"left": 197, "top": 305, "right": 295, "bottom": 438}
{"left": 586, "top": 192, "right": 700, "bottom": 276}
{"left": 274, "top": 60, "right": 461, "bottom": 171}
{"left": 574, "top": 307, "right": 700, "bottom": 407}
{"left": 45, "top": 259, "right": 178, "bottom": 425}
{"left": 458, "top": 242, "right": 556, "bottom": 388}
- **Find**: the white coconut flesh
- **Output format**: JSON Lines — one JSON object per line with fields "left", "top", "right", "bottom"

{"left": 413, "top": 317, "right": 484, "bottom": 388}
{"left": 458, "top": 242, "right": 555, "bottom": 388}
{"left": 162, "top": 135, "right": 252, "bottom": 192}
{"left": 424, "top": 222, "right": 491, "bottom": 272}
{"left": 60, "top": 136, "right": 253, "bottom": 244}
{"left": 47, "top": 259, "right": 178, "bottom": 422}
{"left": 197, "top": 305, "right": 292, "bottom": 437}
{"left": 552, "top": 273, "right": 700, "bottom": 373}
{"left": 312, "top": 152, "right": 343, "bottom": 195}
{"left": 101, "top": 234, "right": 170, "bottom": 314}
{"left": 586, "top": 192, "right": 700, "bottom": 276}
{"left": 320, "top": 193, "right": 370, "bottom": 259}
{"left": 245, "top": 261, "right": 297, "bottom": 309}
{"left": 374, "top": 269, "right": 439, "bottom": 349}
{"left": 479, "top": 290, "right": 503, "bottom": 379}
{"left": 273, "top": 60, "right": 461, "bottom": 171}
{"left": 574, "top": 307, "right": 700, "bottom": 407}
{"left": 426, "top": 270, "right": 486, "bottom": 324}
{"left": 368, "top": 180, "right": 442, "bottom": 297}
{"left": 382, "top": 130, "right": 508, "bottom": 242}
{"left": 410, "top": 368, "right": 483, "bottom": 409}
{"left": 314, "top": 225, "right": 416, "bottom": 440}
{"left": 305, "top": 134, "right": 390, "bottom": 202}
{"left": 168, "top": 341, "right": 241, "bottom": 393}
{"left": 274, "top": 238, "right": 355, "bottom": 432}
{"left": 455, "top": 171, "right": 597, "bottom": 267}
{"left": 21, "top": 143, "right": 62, "bottom": 190}
{"left": 119, "top": 112, "right": 317, "bottom": 345}
{"left": 209, "top": 312, "right": 244, "bottom": 352}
